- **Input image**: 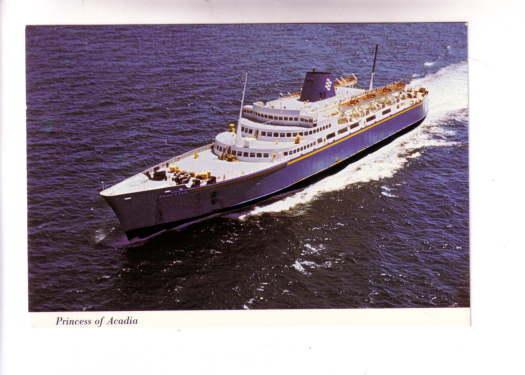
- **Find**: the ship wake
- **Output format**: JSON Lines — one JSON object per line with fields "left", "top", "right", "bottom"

{"left": 239, "top": 61, "right": 468, "bottom": 219}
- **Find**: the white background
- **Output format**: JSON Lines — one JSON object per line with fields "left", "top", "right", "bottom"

{"left": 2, "top": 0, "right": 525, "bottom": 374}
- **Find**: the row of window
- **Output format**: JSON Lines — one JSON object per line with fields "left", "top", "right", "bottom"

{"left": 241, "top": 124, "right": 332, "bottom": 138}
{"left": 283, "top": 122, "right": 360, "bottom": 157}
{"left": 283, "top": 140, "right": 320, "bottom": 156}
{"left": 244, "top": 108, "right": 314, "bottom": 123}
{"left": 215, "top": 139, "right": 323, "bottom": 160}
{"left": 215, "top": 144, "right": 270, "bottom": 159}
{"left": 337, "top": 121, "right": 360, "bottom": 130}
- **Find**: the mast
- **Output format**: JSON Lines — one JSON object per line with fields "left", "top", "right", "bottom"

{"left": 236, "top": 72, "right": 248, "bottom": 145}
{"left": 368, "top": 44, "right": 379, "bottom": 91}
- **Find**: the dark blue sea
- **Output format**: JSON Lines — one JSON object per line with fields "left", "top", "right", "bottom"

{"left": 26, "top": 23, "right": 469, "bottom": 311}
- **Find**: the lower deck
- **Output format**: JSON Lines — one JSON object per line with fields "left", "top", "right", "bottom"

{"left": 100, "top": 146, "right": 276, "bottom": 197}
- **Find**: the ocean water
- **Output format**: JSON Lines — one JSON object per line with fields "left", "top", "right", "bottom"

{"left": 26, "top": 23, "right": 469, "bottom": 311}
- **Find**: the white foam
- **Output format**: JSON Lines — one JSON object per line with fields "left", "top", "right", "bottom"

{"left": 424, "top": 61, "right": 436, "bottom": 67}
{"left": 411, "top": 61, "right": 468, "bottom": 123}
{"left": 407, "top": 151, "right": 421, "bottom": 159}
{"left": 292, "top": 259, "right": 320, "bottom": 275}
{"left": 240, "top": 62, "right": 468, "bottom": 217}
{"left": 292, "top": 260, "right": 306, "bottom": 274}
{"left": 303, "top": 243, "right": 324, "bottom": 255}
{"left": 380, "top": 185, "right": 398, "bottom": 198}
{"left": 381, "top": 191, "right": 397, "bottom": 198}
{"left": 300, "top": 260, "right": 318, "bottom": 267}
{"left": 94, "top": 227, "right": 114, "bottom": 244}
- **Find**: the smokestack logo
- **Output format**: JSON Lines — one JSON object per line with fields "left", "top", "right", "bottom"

{"left": 325, "top": 78, "right": 332, "bottom": 90}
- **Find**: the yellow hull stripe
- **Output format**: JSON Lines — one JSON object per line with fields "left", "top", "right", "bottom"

{"left": 287, "top": 102, "right": 423, "bottom": 166}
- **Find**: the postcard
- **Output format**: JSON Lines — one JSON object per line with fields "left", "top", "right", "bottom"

{"left": 25, "top": 23, "right": 469, "bottom": 324}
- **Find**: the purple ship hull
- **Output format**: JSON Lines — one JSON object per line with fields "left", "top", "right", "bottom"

{"left": 103, "top": 102, "right": 427, "bottom": 239}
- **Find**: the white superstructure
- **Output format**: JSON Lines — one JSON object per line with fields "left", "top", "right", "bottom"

{"left": 102, "top": 74, "right": 428, "bottom": 197}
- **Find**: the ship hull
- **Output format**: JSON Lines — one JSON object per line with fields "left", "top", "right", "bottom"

{"left": 103, "top": 102, "right": 427, "bottom": 239}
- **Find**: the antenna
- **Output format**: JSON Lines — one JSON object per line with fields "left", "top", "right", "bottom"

{"left": 236, "top": 72, "right": 248, "bottom": 145}
{"left": 368, "top": 44, "right": 379, "bottom": 91}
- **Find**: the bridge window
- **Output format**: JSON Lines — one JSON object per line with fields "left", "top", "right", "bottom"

{"left": 264, "top": 153, "right": 269, "bottom": 157}
{"left": 366, "top": 115, "right": 376, "bottom": 122}
{"left": 280, "top": 133, "right": 285, "bottom": 137}
{"left": 382, "top": 108, "right": 391, "bottom": 115}
{"left": 287, "top": 133, "right": 291, "bottom": 137}
{"left": 338, "top": 127, "right": 348, "bottom": 134}
{"left": 273, "top": 132, "right": 278, "bottom": 137}
{"left": 243, "top": 152, "right": 248, "bottom": 157}
{"left": 257, "top": 153, "right": 262, "bottom": 158}
{"left": 327, "top": 132, "right": 335, "bottom": 140}
{"left": 350, "top": 122, "right": 359, "bottom": 129}
{"left": 250, "top": 153, "right": 255, "bottom": 157}
{"left": 284, "top": 152, "right": 288, "bottom": 156}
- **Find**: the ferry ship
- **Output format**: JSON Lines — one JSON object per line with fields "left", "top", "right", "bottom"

{"left": 100, "top": 47, "right": 429, "bottom": 240}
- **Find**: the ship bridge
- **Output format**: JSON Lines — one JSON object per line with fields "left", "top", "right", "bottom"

{"left": 211, "top": 69, "right": 365, "bottom": 163}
